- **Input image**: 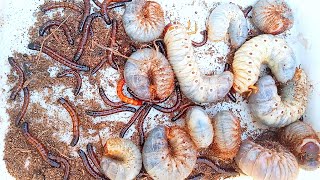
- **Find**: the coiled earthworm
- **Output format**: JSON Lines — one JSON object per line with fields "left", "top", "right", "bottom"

{"left": 101, "top": 0, "right": 131, "bottom": 25}
{"left": 58, "top": 98, "right": 80, "bottom": 147}
{"left": 86, "top": 106, "right": 136, "bottom": 117}
{"left": 152, "top": 86, "right": 182, "bottom": 113}
{"left": 15, "top": 87, "right": 30, "bottom": 126}
{"left": 99, "top": 87, "right": 125, "bottom": 107}
{"left": 28, "top": 42, "right": 89, "bottom": 72}
{"left": 117, "top": 79, "right": 143, "bottom": 106}
{"left": 39, "top": 20, "right": 74, "bottom": 45}
{"left": 8, "top": 57, "right": 25, "bottom": 100}
{"left": 79, "top": 0, "right": 91, "bottom": 32}
{"left": 48, "top": 153, "right": 70, "bottom": 180}
{"left": 87, "top": 143, "right": 103, "bottom": 174}
{"left": 192, "top": 30, "right": 208, "bottom": 47}
{"left": 57, "top": 69, "right": 82, "bottom": 96}
{"left": 74, "top": 12, "right": 102, "bottom": 62}
{"left": 119, "top": 103, "right": 148, "bottom": 138}
{"left": 40, "top": 2, "right": 83, "bottom": 13}
{"left": 137, "top": 104, "right": 152, "bottom": 146}
{"left": 21, "top": 122, "right": 60, "bottom": 168}
{"left": 171, "top": 103, "right": 199, "bottom": 122}
{"left": 92, "top": 19, "right": 118, "bottom": 74}
{"left": 78, "top": 149, "right": 107, "bottom": 179}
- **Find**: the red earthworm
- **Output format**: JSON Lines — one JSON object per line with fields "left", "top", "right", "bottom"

{"left": 86, "top": 106, "right": 136, "bottom": 117}
{"left": 28, "top": 42, "right": 89, "bottom": 72}
{"left": 79, "top": 0, "right": 91, "bottom": 32}
{"left": 74, "top": 12, "right": 102, "bottom": 62}
{"left": 15, "top": 87, "right": 30, "bottom": 126}
{"left": 127, "top": 87, "right": 171, "bottom": 104}
{"left": 197, "top": 156, "right": 239, "bottom": 177}
{"left": 78, "top": 149, "right": 107, "bottom": 179}
{"left": 99, "top": 87, "right": 125, "bottom": 107}
{"left": 155, "top": 39, "right": 167, "bottom": 57}
{"left": 39, "top": 20, "right": 74, "bottom": 45}
{"left": 92, "top": 19, "right": 118, "bottom": 74}
{"left": 40, "top": 2, "right": 83, "bottom": 13}
{"left": 93, "top": 0, "right": 127, "bottom": 9}
{"left": 92, "top": 0, "right": 102, "bottom": 7}
{"left": 224, "top": 63, "right": 231, "bottom": 71}
{"left": 8, "top": 57, "right": 25, "bottom": 100}
{"left": 117, "top": 79, "right": 143, "bottom": 106}
{"left": 101, "top": 0, "right": 132, "bottom": 24}
{"left": 48, "top": 153, "right": 70, "bottom": 180}
{"left": 119, "top": 103, "right": 148, "bottom": 138}
{"left": 171, "top": 103, "right": 200, "bottom": 122}
{"left": 227, "top": 92, "right": 237, "bottom": 102}
{"left": 187, "top": 173, "right": 205, "bottom": 180}
{"left": 192, "top": 30, "right": 208, "bottom": 47}
{"left": 87, "top": 143, "right": 103, "bottom": 174}
{"left": 152, "top": 86, "right": 182, "bottom": 113}
{"left": 58, "top": 98, "right": 80, "bottom": 147}
{"left": 21, "top": 122, "right": 61, "bottom": 168}
{"left": 243, "top": 5, "right": 253, "bottom": 18}
{"left": 57, "top": 69, "right": 82, "bottom": 96}
{"left": 137, "top": 104, "right": 152, "bottom": 146}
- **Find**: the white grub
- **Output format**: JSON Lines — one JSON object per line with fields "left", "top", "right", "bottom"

{"left": 124, "top": 48, "right": 175, "bottom": 100}
{"left": 235, "top": 140, "right": 299, "bottom": 180}
{"left": 211, "top": 110, "right": 241, "bottom": 160}
{"left": 122, "top": 0, "right": 165, "bottom": 42}
{"left": 252, "top": 0, "right": 294, "bottom": 35}
{"left": 279, "top": 121, "right": 320, "bottom": 170}
{"left": 100, "top": 138, "right": 142, "bottom": 180}
{"left": 249, "top": 69, "right": 308, "bottom": 127}
{"left": 233, "top": 34, "right": 296, "bottom": 94}
{"left": 142, "top": 125, "right": 197, "bottom": 180}
{"left": 207, "top": 3, "right": 248, "bottom": 48}
{"left": 164, "top": 24, "right": 233, "bottom": 103}
{"left": 186, "top": 106, "right": 214, "bottom": 148}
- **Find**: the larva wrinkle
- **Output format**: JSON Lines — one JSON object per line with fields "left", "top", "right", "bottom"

{"left": 164, "top": 24, "right": 233, "bottom": 103}
{"left": 233, "top": 34, "right": 296, "bottom": 93}
{"left": 249, "top": 69, "right": 308, "bottom": 127}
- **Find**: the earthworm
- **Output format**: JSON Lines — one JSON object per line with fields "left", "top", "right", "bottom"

{"left": 124, "top": 48, "right": 175, "bottom": 101}
{"left": 79, "top": 0, "right": 91, "bottom": 32}
{"left": 57, "top": 69, "right": 82, "bottom": 96}
{"left": 78, "top": 149, "right": 107, "bottom": 179}
{"left": 21, "top": 122, "right": 60, "bottom": 168}
{"left": 87, "top": 143, "right": 103, "bottom": 174}
{"left": 187, "top": 173, "right": 205, "bottom": 180}
{"left": 119, "top": 103, "right": 148, "bottom": 138}
{"left": 152, "top": 86, "right": 182, "bottom": 113}
{"left": 191, "top": 30, "right": 208, "bottom": 47}
{"left": 137, "top": 104, "right": 152, "bottom": 146}
{"left": 39, "top": 20, "right": 74, "bottom": 45}
{"left": 235, "top": 140, "right": 299, "bottom": 180}
{"left": 233, "top": 34, "right": 296, "bottom": 94}
{"left": 99, "top": 87, "right": 125, "bottom": 107}
{"left": 8, "top": 57, "right": 25, "bottom": 100}
{"left": 207, "top": 3, "right": 248, "bottom": 48}
{"left": 92, "top": 19, "right": 118, "bottom": 74}
{"left": 15, "top": 87, "right": 30, "bottom": 126}
{"left": 252, "top": 0, "right": 294, "bottom": 35}
{"left": 186, "top": 106, "right": 214, "bottom": 148}
{"left": 212, "top": 111, "right": 241, "bottom": 160}
{"left": 86, "top": 106, "right": 136, "bottom": 117}
{"left": 101, "top": 0, "right": 131, "bottom": 25}
{"left": 227, "top": 92, "right": 236, "bottom": 102}
{"left": 127, "top": 87, "right": 171, "bottom": 104}
{"left": 171, "top": 103, "right": 199, "bottom": 122}
{"left": 28, "top": 42, "right": 89, "bottom": 72}
{"left": 40, "top": 2, "right": 83, "bottom": 13}
{"left": 74, "top": 12, "right": 102, "bottom": 62}
{"left": 143, "top": 126, "right": 197, "bottom": 179}
{"left": 196, "top": 156, "right": 228, "bottom": 174}
{"left": 58, "top": 98, "right": 80, "bottom": 147}
{"left": 93, "top": 0, "right": 127, "bottom": 9}
{"left": 101, "top": 137, "right": 142, "bottom": 179}
{"left": 249, "top": 69, "right": 308, "bottom": 127}
{"left": 48, "top": 153, "right": 70, "bottom": 180}
{"left": 117, "top": 79, "right": 143, "bottom": 106}
{"left": 155, "top": 39, "right": 166, "bottom": 57}
{"left": 123, "top": 0, "right": 165, "bottom": 42}
{"left": 92, "top": 0, "right": 102, "bottom": 7}
{"left": 243, "top": 5, "right": 253, "bottom": 18}
{"left": 164, "top": 24, "right": 233, "bottom": 103}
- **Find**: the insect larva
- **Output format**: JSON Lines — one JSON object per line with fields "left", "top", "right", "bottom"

{"left": 232, "top": 34, "right": 296, "bottom": 94}
{"left": 124, "top": 48, "right": 175, "bottom": 101}
{"left": 235, "top": 140, "right": 299, "bottom": 180}
{"left": 249, "top": 69, "right": 308, "bottom": 127}
{"left": 15, "top": 87, "right": 30, "bottom": 126}
{"left": 207, "top": 3, "right": 248, "bottom": 48}
{"left": 86, "top": 106, "right": 136, "bottom": 117}
{"left": 143, "top": 126, "right": 197, "bottom": 179}
{"left": 212, "top": 111, "right": 241, "bottom": 160}
{"left": 252, "top": 0, "right": 294, "bottom": 35}
{"left": 279, "top": 121, "right": 320, "bottom": 170}
{"left": 164, "top": 24, "right": 233, "bottom": 103}
{"left": 57, "top": 69, "right": 82, "bottom": 96}
{"left": 117, "top": 79, "right": 143, "bottom": 106}
{"left": 39, "top": 20, "right": 74, "bottom": 45}
{"left": 171, "top": 103, "right": 199, "bottom": 122}
{"left": 122, "top": 0, "right": 165, "bottom": 42}
{"left": 101, "top": 137, "right": 142, "bottom": 180}
{"left": 185, "top": 106, "right": 214, "bottom": 148}
{"left": 8, "top": 57, "right": 25, "bottom": 100}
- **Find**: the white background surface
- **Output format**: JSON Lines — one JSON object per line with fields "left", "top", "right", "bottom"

{"left": 0, "top": 0, "right": 320, "bottom": 179}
